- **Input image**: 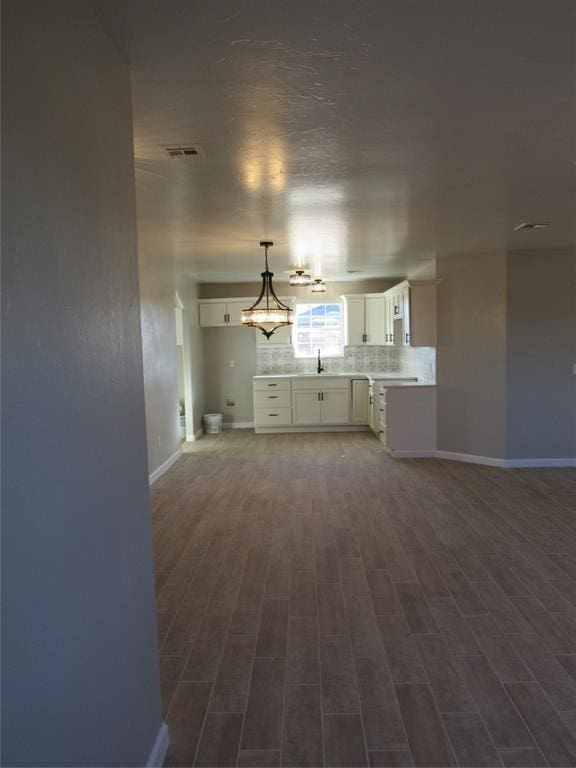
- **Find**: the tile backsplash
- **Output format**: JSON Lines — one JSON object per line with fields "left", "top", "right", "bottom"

{"left": 256, "top": 345, "right": 436, "bottom": 382}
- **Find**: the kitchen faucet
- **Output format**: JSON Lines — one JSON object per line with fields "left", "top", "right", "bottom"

{"left": 317, "top": 348, "right": 324, "bottom": 374}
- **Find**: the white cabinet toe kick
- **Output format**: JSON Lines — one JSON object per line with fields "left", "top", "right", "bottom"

{"left": 253, "top": 376, "right": 437, "bottom": 456}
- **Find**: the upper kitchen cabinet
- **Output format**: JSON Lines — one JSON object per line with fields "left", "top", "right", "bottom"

{"left": 342, "top": 294, "right": 387, "bottom": 346}
{"left": 199, "top": 299, "right": 248, "bottom": 327}
{"left": 390, "top": 280, "right": 437, "bottom": 347}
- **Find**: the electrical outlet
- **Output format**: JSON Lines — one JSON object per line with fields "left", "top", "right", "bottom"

{"left": 226, "top": 399, "right": 235, "bottom": 407}
{"left": 229, "top": 360, "right": 235, "bottom": 368}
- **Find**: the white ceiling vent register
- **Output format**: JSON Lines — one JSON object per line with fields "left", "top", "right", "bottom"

{"left": 160, "top": 144, "right": 205, "bottom": 159}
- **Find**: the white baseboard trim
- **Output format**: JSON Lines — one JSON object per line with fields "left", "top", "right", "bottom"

{"left": 146, "top": 722, "right": 169, "bottom": 767}
{"left": 435, "top": 450, "right": 576, "bottom": 469}
{"left": 435, "top": 450, "right": 506, "bottom": 467}
{"left": 223, "top": 421, "right": 254, "bottom": 429}
{"left": 254, "top": 425, "right": 370, "bottom": 434}
{"left": 390, "top": 450, "right": 437, "bottom": 459}
{"left": 503, "top": 457, "right": 576, "bottom": 468}
{"left": 149, "top": 448, "right": 182, "bottom": 486}
{"left": 186, "top": 428, "right": 204, "bottom": 442}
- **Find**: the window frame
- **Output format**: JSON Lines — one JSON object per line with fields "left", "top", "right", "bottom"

{"left": 292, "top": 300, "right": 345, "bottom": 359}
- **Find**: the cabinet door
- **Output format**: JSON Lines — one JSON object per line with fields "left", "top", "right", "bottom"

{"left": 226, "top": 300, "right": 246, "bottom": 326}
{"left": 292, "top": 390, "right": 322, "bottom": 425}
{"left": 351, "top": 380, "right": 369, "bottom": 424}
{"left": 321, "top": 390, "right": 350, "bottom": 424}
{"left": 391, "top": 289, "right": 403, "bottom": 321}
{"left": 199, "top": 302, "right": 228, "bottom": 327}
{"left": 401, "top": 287, "right": 411, "bottom": 346}
{"left": 365, "top": 296, "right": 386, "bottom": 345}
{"left": 344, "top": 297, "right": 365, "bottom": 346}
{"left": 384, "top": 295, "right": 395, "bottom": 345}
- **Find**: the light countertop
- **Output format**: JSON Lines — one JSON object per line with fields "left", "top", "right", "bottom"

{"left": 253, "top": 373, "right": 436, "bottom": 387}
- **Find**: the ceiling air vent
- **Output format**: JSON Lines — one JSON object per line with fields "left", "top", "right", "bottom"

{"left": 160, "top": 144, "right": 205, "bottom": 160}
{"left": 513, "top": 222, "right": 550, "bottom": 230}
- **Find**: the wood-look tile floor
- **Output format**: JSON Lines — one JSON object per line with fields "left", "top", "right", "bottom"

{"left": 152, "top": 430, "right": 576, "bottom": 768}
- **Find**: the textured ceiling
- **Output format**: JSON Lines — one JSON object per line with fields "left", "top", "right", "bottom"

{"left": 101, "top": 0, "right": 576, "bottom": 282}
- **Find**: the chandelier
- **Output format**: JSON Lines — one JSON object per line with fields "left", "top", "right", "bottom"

{"left": 242, "top": 241, "right": 293, "bottom": 339}
{"left": 289, "top": 269, "right": 311, "bottom": 287}
{"left": 310, "top": 278, "right": 327, "bottom": 293}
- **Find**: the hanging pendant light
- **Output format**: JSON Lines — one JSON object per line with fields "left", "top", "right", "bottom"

{"left": 289, "top": 269, "right": 312, "bottom": 287}
{"left": 310, "top": 278, "right": 327, "bottom": 293}
{"left": 242, "top": 241, "right": 293, "bottom": 339}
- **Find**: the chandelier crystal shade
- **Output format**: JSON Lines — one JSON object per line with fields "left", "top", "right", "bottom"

{"left": 242, "top": 241, "right": 293, "bottom": 339}
{"left": 310, "top": 278, "right": 327, "bottom": 293}
{"left": 289, "top": 269, "right": 312, "bottom": 287}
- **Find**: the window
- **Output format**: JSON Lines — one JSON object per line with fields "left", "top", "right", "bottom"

{"left": 293, "top": 302, "right": 344, "bottom": 358}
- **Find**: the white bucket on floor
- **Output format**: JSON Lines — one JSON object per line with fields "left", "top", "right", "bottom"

{"left": 203, "top": 413, "right": 223, "bottom": 434}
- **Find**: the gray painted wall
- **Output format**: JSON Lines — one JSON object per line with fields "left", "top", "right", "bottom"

{"left": 204, "top": 327, "right": 258, "bottom": 424}
{"left": 179, "top": 277, "right": 206, "bottom": 437}
{"left": 139, "top": 249, "right": 182, "bottom": 472}
{"left": 199, "top": 277, "right": 399, "bottom": 300}
{"left": 436, "top": 252, "right": 508, "bottom": 459}
{"left": 1, "top": 3, "right": 163, "bottom": 765}
{"left": 506, "top": 249, "right": 576, "bottom": 459}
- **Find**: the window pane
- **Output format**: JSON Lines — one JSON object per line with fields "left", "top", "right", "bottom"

{"left": 293, "top": 302, "right": 343, "bottom": 358}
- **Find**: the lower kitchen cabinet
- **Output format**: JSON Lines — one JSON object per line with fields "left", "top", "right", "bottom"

{"left": 320, "top": 389, "right": 350, "bottom": 424}
{"left": 252, "top": 377, "right": 435, "bottom": 458}
{"left": 377, "top": 385, "right": 436, "bottom": 455}
{"left": 292, "top": 390, "right": 322, "bottom": 425}
{"left": 292, "top": 385, "right": 350, "bottom": 425}
{"left": 351, "top": 379, "right": 369, "bottom": 424}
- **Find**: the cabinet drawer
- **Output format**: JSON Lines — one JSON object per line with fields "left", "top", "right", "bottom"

{"left": 254, "top": 407, "right": 292, "bottom": 426}
{"left": 292, "top": 377, "right": 350, "bottom": 391}
{"left": 253, "top": 379, "right": 292, "bottom": 392}
{"left": 254, "top": 390, "right": 291, "bottom": 408}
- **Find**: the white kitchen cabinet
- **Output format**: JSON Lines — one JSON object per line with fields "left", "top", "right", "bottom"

{"left": 384, "top": 294, "right": 395, "bottom": 345}
{"left": 343, "top": 294, "right": 387, "bottom": 346}
{"left": 253, "top": 407, "right": 292, "bottom": 426}
{"left": 321, "top": 390, "right": 350, "bottom": 424}
{"left": 199, "top": 299, "right": 249, "bottom": 327}
{"left": 199, "top": 301, "right": 228, "bottom": 327}
{"left": 365, "top": 296, "right": 387, "bottom": 345}
{"left": 351, "top": 379, "right": 369, "bottom": 424}
{"left": 291, "top": 377, "right": 350, "bottom": 425}
{"left": 292, "top": 390, "right": 322, "bottom": 425}
{"left": 344, "top": 297, "right": 365, "bottom": 346}
{"left": 292, "top": 375, "right": 350, "bottom": 426}
{"left": 384, "top": 281, "right": 436, "bottom": 347}
{"left": 226, "top": 300, "right": 246, "bottom": 326}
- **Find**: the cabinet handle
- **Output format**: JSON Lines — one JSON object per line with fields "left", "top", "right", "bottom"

{"left": 405, "top": 332, "right": 410, "bottom": 343}
{"left": 385, "top": 333, "right": 389, "bottom": 342}
{"left": 268, "top": 413, "right": 278, "bottom": 416}
{"left": 268, "top": 383, "right": 278, "bottom": 387}
{"left": 394, "top": 305, "right": 399, "bottom": 315}
{"left": 317, "top": 392, "right": 320, "bottom": 401}
{"left": 268, "top": 395, "right": 278, "bottom": 399}
{"left": 380, "top": 408, "right": 384, "bottom": 412}
{"left": 321, "top": 392, "right": 324, "bottom": 401}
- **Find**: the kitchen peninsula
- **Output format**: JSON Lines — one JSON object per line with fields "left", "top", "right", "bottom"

{"left": 253, "top": 373, "right": 436, "bottom": 456}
